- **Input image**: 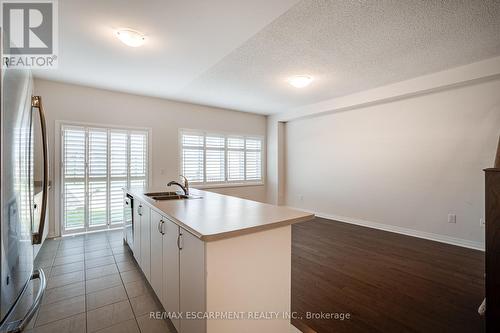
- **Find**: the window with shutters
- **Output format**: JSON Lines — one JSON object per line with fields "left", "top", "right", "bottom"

{"left": 180, "top": 130, "right": 263, "bottom": 186}
{"left": 61, "top": 124, "right": 149, "bottom": 233}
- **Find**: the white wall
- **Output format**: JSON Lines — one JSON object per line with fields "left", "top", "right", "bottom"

{"left": 266, "top": 119, "right": 286, "bottom": 205}
{"left": 34, "top": 79, "right": 267, "bottom": 237}
{"left": 285, "top": 78, "right": 500, "bottom": 248}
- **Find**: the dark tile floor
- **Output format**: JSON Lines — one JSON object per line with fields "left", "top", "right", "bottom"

{"left": 26, "top": 229, "right": 177, "bottom": 333}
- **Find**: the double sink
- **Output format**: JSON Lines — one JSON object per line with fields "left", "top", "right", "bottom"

{"left": 144, "top": 191, "right": 201, "bottom": 201}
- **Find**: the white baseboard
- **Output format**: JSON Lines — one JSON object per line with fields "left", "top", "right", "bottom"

{"left": 290, "top": 207, "right": 485, "bottom": 251}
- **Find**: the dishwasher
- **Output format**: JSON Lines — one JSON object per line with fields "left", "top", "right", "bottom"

{"left": 123, "top": 194, "right": 134, "bottom": 249}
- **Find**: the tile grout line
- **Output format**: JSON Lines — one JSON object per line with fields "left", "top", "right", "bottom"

{"left": 34, "top": 232, "right": 137, "bottom": 332}
{"left": 85, "top": 236, "right": 109, "bottom": 331}
{"left": 85, "top": 237, "right": 136, "bottom": 332}
{"left": 36, "top": 296, "right": 85, "bottom": 326}
{"left": 34, "top": 240, "right": 88, "bottom": 329}
{"left": 93, "top": 233, "right": 141, "bottom": 332}
{"left": 36, "top": 237, "right": 108, "bottom": 330}
{"left": 112, "top": 240, "right": 142, "bottom": 332}
{"left": 84, "top": 238, "right": 88, "bottom": 333}
{"left": 32, "top": 238, "right": 62, "bottom": 328}
{"left": 111, "top": 233, "right": 175, "bottom": 332}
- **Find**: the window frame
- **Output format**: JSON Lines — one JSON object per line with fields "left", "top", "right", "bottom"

{"left": 55, "top": 121, "right": 152, "bottom": 236}
{"left": 179, "top": 129, "right": 265, "bottom": 188}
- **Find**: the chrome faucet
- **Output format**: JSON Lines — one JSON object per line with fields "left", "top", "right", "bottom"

{"left": 167, "top": 175, "right": 189, "bottom": 195}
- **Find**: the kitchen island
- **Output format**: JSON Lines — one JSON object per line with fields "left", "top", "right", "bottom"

{"left": 124, "top": 187, "right": 314, "bottom": 333}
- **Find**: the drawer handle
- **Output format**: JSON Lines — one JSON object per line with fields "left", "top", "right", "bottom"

{"left": 158, "top": 220, "right": 165, "bottom": 235}
{"left": 177, "top": 233, "right": 183, "bottom": 250}
{"left": 160, "top": 220, "right": 165, "bottom": 235}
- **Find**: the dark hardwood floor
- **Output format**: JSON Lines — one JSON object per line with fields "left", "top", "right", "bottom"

{"left": 291, "top": 217, "right": 485, "bottom": 333}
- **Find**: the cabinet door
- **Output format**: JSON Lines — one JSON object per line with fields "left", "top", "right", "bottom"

{"left": 140, "top": 205, "right": 151, "bottom": 281}
{"left": 150, "top": 210, "right": 163, "bottom": 298}
{"left": 163, "top": 218, "right": 180, "bottom": 331}
{"left": 179, "top": 229, "right": 206, "bottom": 333}
{"left": 133, "top": 201, "right": 142, "bottom": 263}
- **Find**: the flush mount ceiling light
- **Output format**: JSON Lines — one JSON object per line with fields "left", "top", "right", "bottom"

{"left": 288, "top": 75, "right": 313, "bottom": 88}
{"left": 116, "top": 29, "right": 146, "bottom": 47}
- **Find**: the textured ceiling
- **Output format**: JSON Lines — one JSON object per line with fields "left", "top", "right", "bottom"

{"left": 35, "top": 0, "right": 500, "bottom": 115}
{"left": 177, "top": 0, "right": 500, "bottom": 114}
{"left": 33, "top": 0, "right": 301, "bottom": 101}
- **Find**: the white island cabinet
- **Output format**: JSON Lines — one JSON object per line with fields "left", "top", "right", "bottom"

{"left": 133, "top": 201, "right": 151, "bottom": 281}
{"left": 150, "top": 209, "right": 182, "bottom": 331}
{"left": 140, "top": 203, "right": 151, "bottom": 281}
{"left": 127, "top": 188, "right": 314, "bottom": 333}
{"left": 149, "top": 208, "right": 205, "bottom": 332}
{"left": 132, "top": 201, "right": 141, "bottom": 262}
{"left": 149, "top": 210, "right": 163, "bottom": 301}
{"left": 178, "top": 227, "right": 206, "bottom": 333}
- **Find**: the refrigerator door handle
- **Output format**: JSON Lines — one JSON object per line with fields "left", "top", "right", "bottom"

{"left": 0, "top": 269, "right": 47, "bottom": 333}
{"left": 31, "top": 96, "right": 48, "bottom": 245}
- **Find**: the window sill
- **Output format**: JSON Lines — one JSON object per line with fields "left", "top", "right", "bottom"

{"left": 192, "top": 182, "right": 265, "bottom": 190}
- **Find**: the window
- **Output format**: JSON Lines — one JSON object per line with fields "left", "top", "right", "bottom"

{"left": 180, "top": 130, "right": 263, "bottom": 185}
{"left": 61, "top": 124, "right": 149, "bottom": 233}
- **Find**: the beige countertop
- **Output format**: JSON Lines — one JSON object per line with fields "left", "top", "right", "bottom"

{"left": 126, "top": 187, "right": 314, "bottom": 242}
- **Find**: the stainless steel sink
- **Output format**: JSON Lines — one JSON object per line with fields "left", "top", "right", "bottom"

{"left": 144, "top": 192, "right": 202, "bottom": 201}
{"left": 150, "top": 194, "right": 189, "bottom": 200}
{"left": 144, "top": 191, "right": 178, "bottom": 197}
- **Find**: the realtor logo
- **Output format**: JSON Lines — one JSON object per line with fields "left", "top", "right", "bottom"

{"left": 2, "top": 0, "right": 58, "bottom": 68}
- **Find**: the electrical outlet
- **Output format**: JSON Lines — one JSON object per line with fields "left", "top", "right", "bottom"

{"left": 447, "top": 214, "right": 456, "bottom": 224}
{"left": 299, "top": 195, "right": 304, "bottom": 202}
{"left": 480, "top": 218, "right": 485, "bottom": 227}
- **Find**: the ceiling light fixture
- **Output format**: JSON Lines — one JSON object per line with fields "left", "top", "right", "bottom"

{"left": 288, "top": 75, "right": 313, "bottom": 88}
{"left": 116, "top": 29, "right": 146, "bottom": 47}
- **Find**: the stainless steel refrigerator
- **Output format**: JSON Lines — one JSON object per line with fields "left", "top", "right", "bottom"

{"left": 0, "top": 60, "right": 49, "bottom": 331}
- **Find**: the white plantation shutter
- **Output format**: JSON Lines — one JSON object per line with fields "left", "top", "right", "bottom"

{"left": 180, "top": 131, "right": 262, "bottom": 184}
{"left": 89, "top": 181, "right": 107, "bottom": 226}
{"left": 245, "top": 151, "right": 261, "bottom": 180}
{"left": 245, "top": 138, "right": 262, "bottom": 181}
{"left": 130, "top": 133, "right": 147, "bottom": 177}
{"left": 206, "top": 150, "right": 225, "bottom": 182}
{"left": 110, "top": 131, "right": 127, "bottom": 177}
{"left": 183, "top": 133, "right": 204, "bottom": 147}
{"left": 227, "top": 150, "right": 244, "bottom": 181}
{"left": 129, "top": 132, "right": 148, "bottom": 189}
{"left": 63, "top": 181, "right": 85, "bottom": 230}
{"left": 110, "top": 131, "right": 128, "bottom": 225}
{"left": 206, "top": 135, "right": 225, "bottom": 182}
{"left": 61, "top": 125, "right": 149, "bottom": 233}
{"left": 129, "top": 179, "right": 146, "bottom": 188}
{"left": 130, "top": 133, "right": 148, "bottom": 190}
{"left": 62, "top": 127, "right": 86, "bottom": 230}
{"left": 182, "top": 150, "right": 203, "bottom": 182}
{"left": 110, "top": 180, "right": 127, "bottom": 225}
{"left": 88, "top": 129, "right": 108, "bottom": 227}
{"left": 88, "top": 129, "right": 107, "bottom": 178}
{"left": 245, "top": 138, "right": 261, "bottom": 150}
{"left": 227, "top": 137, "right": 245, "bottom": 181}
{"left": 227, "top": 137, "right": 244, "bottom": 150}
{"left": 63, "top": 127, "right": 85, "bottom": 178}
{"left": 182, "top": 133, "right": 204, "bottom": 182}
